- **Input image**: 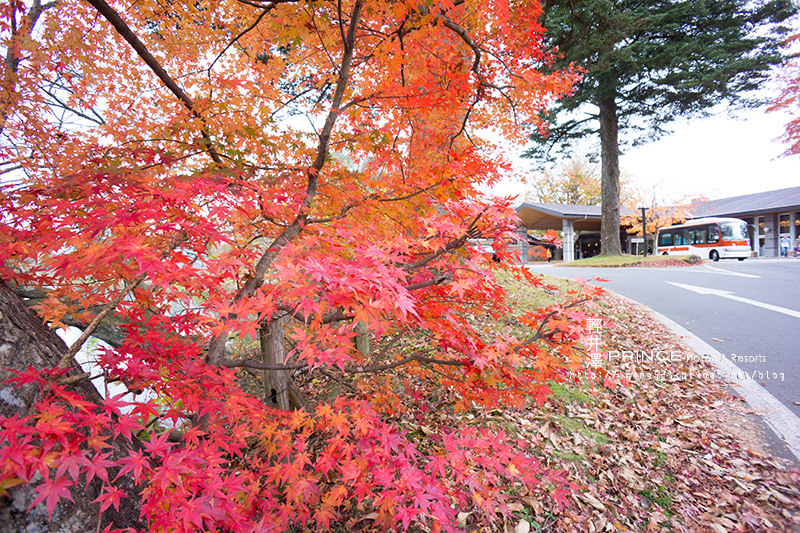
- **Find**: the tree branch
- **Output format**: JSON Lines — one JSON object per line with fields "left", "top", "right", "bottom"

{"left": 13, "top": 286, "right": 128, "bottom": 348}
{"left": 402, "top": 274, "right": 448, "bottom": 291}
{"left": 344, "top": 353, "right": 464, "bottom": 374}
{"left": 208, "top": 7, "right": 273, "bottom": 71}
{"left": 0, "top": 0, "right": 58, "bottom": 135}
{"left": 57, "top": 272, "right": 146, "bottom": 368}
{"left": 83, "top": 0, "right": 224, "bottom": 165}
{"left": 403, "top": 210, "right": 484, "bottom": 271}
{"left": 205, "top": 0, "right": 365, "bottom": 365}
{"left": 512, "top": 297, "right": 593, "bottom": 351}
{"left": 219, "top": 358, "right": 308, "bottom": 371}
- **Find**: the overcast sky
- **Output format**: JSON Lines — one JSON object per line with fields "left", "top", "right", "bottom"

{"left": 488, "top": 103, "right": 799, "bottom": 206}
{"left": 620, "top": 105, "right": 799, "bottom": 204}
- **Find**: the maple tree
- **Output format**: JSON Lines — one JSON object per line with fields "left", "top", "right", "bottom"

{"left": 0, "top": 0, "right": 599, "bottom": 531}
{"left": 620, "top": 186, "right": 699, "bottom": 250}
{"left": 772, "top": 33, "right": 800, "bottom": 156}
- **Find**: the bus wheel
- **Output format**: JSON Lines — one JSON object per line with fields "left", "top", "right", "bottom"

{"left": 662, "top": 252, "right": 668, "bottom": 256}
{"left": 738, "top": 257, "right": 745, "bottom": 261}
{"left": 710, "top": 250, "right": 720, "bottom": 262}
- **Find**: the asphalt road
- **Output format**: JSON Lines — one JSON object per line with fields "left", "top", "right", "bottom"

{"left": 527, "top": 258, "right": 800, "bottom": 418}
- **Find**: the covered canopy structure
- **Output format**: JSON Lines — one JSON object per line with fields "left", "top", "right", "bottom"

{"left": 515, "top": 202, "right": 602, "bottom": 262}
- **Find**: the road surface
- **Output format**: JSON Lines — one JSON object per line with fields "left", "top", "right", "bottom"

{"left": 527, "top": 258, "right": 800, "bottom": 418}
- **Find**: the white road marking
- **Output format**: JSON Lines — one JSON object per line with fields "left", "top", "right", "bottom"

{"left": 701, "top": 264, "right": 760, "bottom": 278}
{"left": 666, "top": 281, "right": 800, "bottom": 320}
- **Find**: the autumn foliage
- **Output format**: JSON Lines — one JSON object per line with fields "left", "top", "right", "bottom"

{"left": 772, "top": 33, "right": 800, "bottom": 156}
{"left": 0, "top": 0, "right": 596, "bottom": 530}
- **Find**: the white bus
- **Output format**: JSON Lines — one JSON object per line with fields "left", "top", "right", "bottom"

{"left": 655, "top": 217, "right": 750, "bottom": 262}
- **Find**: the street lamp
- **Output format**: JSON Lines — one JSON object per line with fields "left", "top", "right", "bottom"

{"left": 640, "top": 207, "right": 648, "bottom": 257}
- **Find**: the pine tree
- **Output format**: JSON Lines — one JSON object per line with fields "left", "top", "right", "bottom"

{"left": 527, "top": 0, "right": 797, "bottom": 255}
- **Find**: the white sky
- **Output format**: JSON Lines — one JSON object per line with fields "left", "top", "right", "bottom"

{"left": 489, "top": 103, "right": 800, "bottom": 205}
{"left": 619, "top": 105, "right": 800, "bottom": 204}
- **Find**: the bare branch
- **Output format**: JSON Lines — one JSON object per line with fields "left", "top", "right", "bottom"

{"left": 57, "top": 272, "right": 146, "bottom": 368}
{"left": 0, "top": 0, "right": 59, "bottom": 136}
{"left": 318, "top": 367, "right": 358, "bottom": 392}
{"left": 38, "top": 83, "right": 106, "bottom": 125}
{"left": 306, "top": 202, "right": 359, "bottom": 224}
{"left": 344, "top": 353, "right": 464, "bottom": 374}
{"left": 220, "top": 359, "right": 308, "bottom": 371}
{"left": 377, "top": 177, "right": 451, "bottom": 203}
{"left": 208, "top": 7, "right": 273, "bottom": 71}
{"left": 402, "top": 274, "right": 448, "bottom": 291}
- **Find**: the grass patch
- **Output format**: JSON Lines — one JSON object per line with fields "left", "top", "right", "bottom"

{"left": 549, "top": 381, "right": 597, "bottom": 406}
{"left": 564, "top": 254, "right": 645, "bottom": 267}
{"left": 654, "top": 449, "right": 668, "bottom": 467}
{"left": 552, "top": 415, "right": 611, "bottom": 445}
{"left": 552, "top": 450, "right": 587, "bottom": 463}
{"left": 495, "top": 270, "right": 575, "bottom": 312}
{"left": 564, "top": 254, "right": 700, "bottom": 268}
{"left": 639, "top": 485, "right": 676, "bottom": 517}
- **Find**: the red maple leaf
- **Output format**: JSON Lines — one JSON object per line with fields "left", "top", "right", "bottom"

{"left": 29, "top": 476, "right": 74, "bottom": 519}
{"left": 94, "top": 485, "right": 125, "bottom": 513}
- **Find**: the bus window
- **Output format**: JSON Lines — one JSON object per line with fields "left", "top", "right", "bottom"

{"left": 721, "top": 221, "right": 748, "bottom": 241}
{"left": 675, "top": 230, "right": 685, "bottom": 245}
{"left": 658, "top": 231, "right": 672, "bottom": 246}
{"left": 693, "top": 226, "right": 707, "bottom": 244}
{"left": 708, "top": 225, "right": 720, "bottom": 243}
{"left": 688, "top": 229, "right": 702, "bottom": 245}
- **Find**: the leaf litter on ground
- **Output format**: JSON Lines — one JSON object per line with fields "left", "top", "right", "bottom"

{"left": 490, "top": 277, "right": 800, "bottom": 532}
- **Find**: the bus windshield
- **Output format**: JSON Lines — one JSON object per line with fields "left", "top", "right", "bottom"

{"left": 720, "top": 221, "right": 748, "bottom": 241}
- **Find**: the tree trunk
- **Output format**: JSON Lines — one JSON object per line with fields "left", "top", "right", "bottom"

{"left": 353, "top": 320, "right": 369, "bottom": 356}
{"left": 0, "top": 281, "right": 143, "bottom": 532}
{"left": 260, "top": 315, "right": 292, "bottom": 411}
{"left": 598, "top": 95, "right": 622, "bottom": 256}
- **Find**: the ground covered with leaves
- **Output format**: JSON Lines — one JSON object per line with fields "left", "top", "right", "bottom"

{"left": 518, "top": 293, "right": 800, "bottom": 532}
{"left": 484, "top": 278, "right": 800, "bottom": 532}
{"left": 316, "top": 273, "right": 800, "bottom": 532}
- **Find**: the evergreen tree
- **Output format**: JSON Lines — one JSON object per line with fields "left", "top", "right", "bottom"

{"left": 527, "top": 0, "right": 797, "bottom": 255}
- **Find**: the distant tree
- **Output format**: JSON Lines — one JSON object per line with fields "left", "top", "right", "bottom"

{"left": 527, "top": 0, "right": 797, "bottom": 256}
{"left": 771, "top": 33, "right": 800, "bottom": 155}
{"left": 526, "top": 158, "right": 602, "bottom": 204}
{"left": 621, "top": 183, "right": 707, "bottom": 252}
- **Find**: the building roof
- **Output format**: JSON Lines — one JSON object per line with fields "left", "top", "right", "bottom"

{"left": 516, "top": 202, "right": 602, "bottom": 231}
{"left": 691, "top": 186, "right": 800, "bottom": 218}
{"left": 515, "top": 186, "right": 800, "bottom": 233}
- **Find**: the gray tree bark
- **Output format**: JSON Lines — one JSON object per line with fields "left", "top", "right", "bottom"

{"left": 0, "top": 282, "right": 143, "bottom": 532}
{"left": 598, "top": 95, "right": 622, "bottom": 256}
{"left": 260, "top": 315, "right": 292, "bottom": 411}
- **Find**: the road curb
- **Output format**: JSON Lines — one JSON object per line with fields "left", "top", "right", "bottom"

{"left": 609, "top": 291, "right": 800, "bottom": 466}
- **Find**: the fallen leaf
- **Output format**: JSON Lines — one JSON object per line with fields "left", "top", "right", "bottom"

{"left": 514, "top": 519, "right": 531, "bottom": 533}
{"left": 578, "top": 492, "right": 606, "bottom": 511}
